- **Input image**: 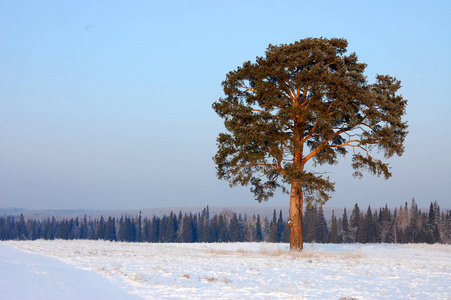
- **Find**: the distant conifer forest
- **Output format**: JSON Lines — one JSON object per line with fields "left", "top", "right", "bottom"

{"left": 1, "top": 200, "right": 450, "bottom": 244}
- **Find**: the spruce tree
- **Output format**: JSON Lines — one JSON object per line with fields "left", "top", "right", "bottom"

{"left": 218, "top": 214, "right": 229, "bottom": 242}
{"left": 95, "top": 216, "right": 106, "bottom": 240}
{"left": 277, "top": 210, "right": 284, "bottom": 242}
{"left": 329, "top": 210, "right": 339, "bottom": 243}
{"left": 350, "top": 204, "right": 361, "bottom": 242}
{"left": 80, "top": 216, "right": 88, "bottom": 240}
{"left": 379, "top": 205, "right": 392, "bottom": 243}
{"left": 303, "top": 206, "right": 317, "bottom": 242}
{"left": 15, "top": 213, "right": 27, "bottom": 240}
{"left": 149, "top": 216, "right": 160, "bottom": 242}
{"left": 191, "top": 213, "right": 198, "bottom": 242}
{"left": 281, "top": 223, "right": 290, "bottom": 243}
{"left": 229, "top": 213, "right": 239, "bottom": 242}
{"left": 342, "top": 208, "right": 349, "bottom": 243}
{"left": 198, "top": 209, "right": 210, "bottom": 242}
{"left": 118, "top": 216, "right": 125, "bottom": 241}
{"left": 238, "top": 214, "right": 245, "bottom": 242}
{"left": 137, "top": 212, "right": 143, "bottom": 242}
{"left": 210, "top": 215, "right": 219, "bottom": 242}
{"left": 316, "top": 206, "right": 328, "bottom": 243}
{"left": 363, "top": 206, "right": 376, "bottom": 243}
{"left": 268, "top": 210, "right": 279, "bottom": 242}
{"left": 357, "top": 215, "right": 366, "bottom": 243}
{"left": 428, "top": 202, "right": 436, "bottom": 230}
{"left": 106, "top": 217, "right": 116, "bottom": 241}
{"left": 442, "top": 210, "right": 451, "bottom": 243}
{"left": 159, "top": 215, "right": 168, "bottom": 242}
{"left": 165, "top": 212, "right": 177, "bottom": 243}
{"left": 256, "top": 215, "right": 263, "bottom": 242}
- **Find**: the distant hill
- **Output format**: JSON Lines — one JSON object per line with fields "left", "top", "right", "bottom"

{"left": 1, "top": 204, "right": 447, "bottom": 221}
{"left": 0, "top": 205, "right": 345, "bottom": 221}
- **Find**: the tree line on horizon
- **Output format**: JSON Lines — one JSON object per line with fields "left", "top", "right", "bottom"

{"left": 0, "top": 199, "right": 449, "bottom": 244}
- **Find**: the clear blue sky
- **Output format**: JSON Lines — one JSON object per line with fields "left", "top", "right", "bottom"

{"left": 1, "top": 0, "right": 450, "bottom": 210}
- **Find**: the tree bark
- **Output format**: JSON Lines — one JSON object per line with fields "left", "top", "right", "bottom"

{"left": 289, "top": 181, "right": 303, "bottom": 250}
{"left": 288, "top": 87, "right": 305, "bottom": 250}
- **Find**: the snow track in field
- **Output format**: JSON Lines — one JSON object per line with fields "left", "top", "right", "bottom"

{"left": 2, "top": 240, "right": 450, "bottom": 299}
{"left": 0, "top": 244, "right": 141, "bottom": 300}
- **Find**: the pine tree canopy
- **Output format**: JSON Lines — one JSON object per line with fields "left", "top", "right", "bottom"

{"left": 213, "top": 37, "right": 408, "bottom": 207}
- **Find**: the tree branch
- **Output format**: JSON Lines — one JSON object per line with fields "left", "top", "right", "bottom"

{"left": 250, "top": 108, "right": 285, "bottom": 122}
{"left": 329, "top": 139, "right": 361, "bottom": 148}
{"left": 238, "top": 82, "right": 257, "bottom": 93}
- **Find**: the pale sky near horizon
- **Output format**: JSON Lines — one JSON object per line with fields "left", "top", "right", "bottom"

{"left": 1, "top": 0, "right": 450, "bottom": 210}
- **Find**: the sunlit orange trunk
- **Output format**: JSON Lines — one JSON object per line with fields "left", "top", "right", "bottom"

{"left": 289, "top": 181, "right": 303, "bottom": 250}
{"left": 289, "top": 125, "right": 304, "bottom": 250}
{"left": 288, "top": 88, "right": 306, "bottom": 250}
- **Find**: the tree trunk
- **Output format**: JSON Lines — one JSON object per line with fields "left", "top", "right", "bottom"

{"left": 289, "top": 181, "right": 303, "bottom": 250}
{"left": 290, "top": 98, "right": 304, "bottom": 250}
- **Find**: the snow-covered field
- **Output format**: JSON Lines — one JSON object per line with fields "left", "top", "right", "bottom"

{"left": 1, "top": 240, "right": 450, "bottom": 299}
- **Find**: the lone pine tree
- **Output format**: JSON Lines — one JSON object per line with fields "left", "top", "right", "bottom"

{"left": 213, "top": 37, "right": 408, "bottom": 250}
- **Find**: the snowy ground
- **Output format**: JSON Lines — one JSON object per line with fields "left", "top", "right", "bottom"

{"left": 1, "top": 240, "right": 450, "bottom": 299}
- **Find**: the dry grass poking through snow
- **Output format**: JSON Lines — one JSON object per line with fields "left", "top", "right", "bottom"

{"left": 205, "top": 244, "right": 365, "bottom": 260}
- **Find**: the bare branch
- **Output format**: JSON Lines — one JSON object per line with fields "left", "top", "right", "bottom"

{"left": 237, "top": 81, "right": 257, "bottom": 93}
{"left": 329, "top": 139, "right": 361, "bottom": 148}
